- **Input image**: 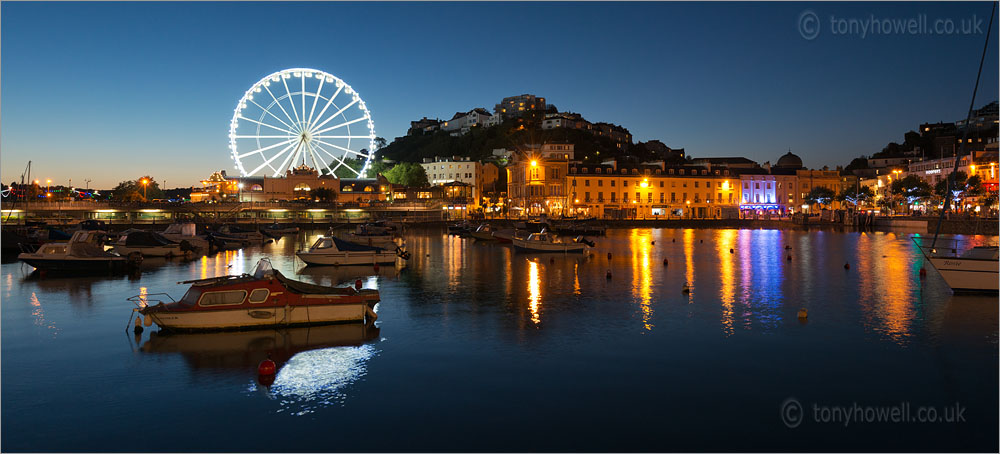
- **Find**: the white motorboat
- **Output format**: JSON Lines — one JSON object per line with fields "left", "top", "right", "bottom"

{"left": 216, "top": 225, "right": 264, "bottom": 242}
{"left": 112, "top": 230, "right": 186, "bottom": 257}
{"left": 297, "top": 236, "right": 409, "bottom": 266}
{"left": 18, "top": 230, "right": 138, "bottom": 272}
{"left": 161, "top": 223, "right": 211, "bottom": 252}
{"left": 335, "top": 224, "right": 401, "bottom": 248}
{"left": 915, "top": 237, "right": 998, "bottom": 293}
{"left": 512, "top": 231, "right": 588, "bottom": 253}
{"left": 468, "top": 224, "right": 499, "bottom": 241}
{"left": 130, "top": 259, "right": 380, "bottom": 331}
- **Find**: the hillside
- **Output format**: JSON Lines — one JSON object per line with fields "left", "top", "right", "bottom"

{"left": 376, "top": 118, "right": 677, "bottom": 165}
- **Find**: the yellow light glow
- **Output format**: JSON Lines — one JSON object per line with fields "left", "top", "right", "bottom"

{"left": 141, "top": 179, "right": 148, "bottom": 185}
{"left": 722, "top": 180, "right": 729, "bottom": 190}
{"left": 640, "top": 178, "right": 649, "bottom": 188}
{"left": 530, "top": 160, "right": 538, "bottom": 167}
{"left": 267, "top": 209, "right": 287, "bottom": 212}
{"left": 528, "top": 260, "right": 541, "bottom": 324}
{"left": 139, "top": 209, "right": 161, "bottom": 213}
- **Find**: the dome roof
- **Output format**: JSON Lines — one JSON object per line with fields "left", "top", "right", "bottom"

{"left": 775, "top": 152, "right": 803, "bottom": 169}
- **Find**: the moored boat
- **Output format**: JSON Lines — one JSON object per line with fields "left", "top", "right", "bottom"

{"left": 297, "top": 236, "right": 409, "bottom": 266}
{"left": 263, "top": 222, "right": 300, "bottom": 235}
{"left": 161, "top": 222, "right": 212, "bottom": 252}
{"left": 112, "top": 229, "right": 189, "bottom": 257}
{"left": 131, "top": 259, "right": 380, "bottom": 331}
{"left": 914, "top": 237, "right": 998, "bottom": 293}
{"left": 18, "top": 230, "right": 139, "bottom": 272}
{"left": 469, "top": 224, "right": 499, "bottom": 241}
{"left": 512, "top": 231, "right": 589, "bottom": 253}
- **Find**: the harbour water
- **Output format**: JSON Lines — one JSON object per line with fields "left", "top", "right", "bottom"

{"left": 1, "top": 227, "right": 997, "bottom": 452}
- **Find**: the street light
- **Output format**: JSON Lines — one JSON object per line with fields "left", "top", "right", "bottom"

{"left": 141, "top": 178, "right": 149, "bottom": 201}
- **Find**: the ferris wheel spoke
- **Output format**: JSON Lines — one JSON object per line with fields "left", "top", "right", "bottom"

{"left": 306, "top": 77, "right": 325, "bottom": 127}
{"left": 237, "top": 116, "right": 296, "bottom": 135}
{"left": 309, "top": 98, "right": 359, "bottom": 134}
{"left": 247, "top": 140, "right": 297, "bottom": 176}
{"left": 310, "top": 84, "right": 344, "bottom": 133}
{"left": 262, "top": 84, "right": 299, "bottom": 132}
{"left": 301, "top": 74, "right": 308, "bottom": 128}
{"left": 281, "top": 76, "right": 302, "bottom": 126}
{"left": 306, "top": 143, "right": 334, "bottom": 176}
{"left": 237, "top": 138, "right": 296, "bottom": 159}
{"left": 233, "top": 135, "right": 295, "bottom": 139}
{"left": 313, "top": 142, "right": 360, "bottom": 176}
{"left": 273, "top": 141, "right": 305, "bottom": 178}
{"left": 312, "top": 116, "right": 368, "bottom": 136}
{"left": 312, "top": 138, "right": 368, "bottom": 158}
{"left": 247, "top": 98, "right": 297, "bottom": 132}
{"left": 312, "top": 135, "right": 374, "bottom": 140}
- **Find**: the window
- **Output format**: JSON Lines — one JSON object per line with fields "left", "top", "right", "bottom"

{"left": 766, "top": 183, "right": 772, "bottom": 189}
{"left": 199, "top": 290, "right": 247, "bottom": 306}
{"left": 671, "top": 192, "right": 676, "bottom": 202}
{"left": 596, "top": 168, "right": 602, "bottom": 174}
{"left": 572, "top": 179, "right": 577, "bottom": 187}
{"left": 659, "top": 181, "right": 664, "bottom": 187}
{"left": 660, "top": 193, "right": 665, "bottom": 203}
{"left": 695, "top": 182, "right": 699, "bottom": 188}
{"left": 611, "top": 180, "right": 616, "bottom": 187}
{"left": 611, "top": 192, "right": 616, "bottom": 202}
{"left": 755, "top": 183, "right": 760, "bottom": 189}
{"left": 598, "top": 180, "right": 603, "bottom": 187}
{"left": 248, "top": 289, "right": 270, "bottom": 304}
{"left": 647, "top": 193, "right": 652, "bottom": 203}
{"left": 636, "top": 192, "right": 640, "bottom": 202}
{"left": 744, "top": 182, "right": 749, "bottom": 189}
{"left": 585, "top": 192, "right": 591, "bottom": 202}
{"left": 598, "top": 192, "right": 604, "bottom": 202}
{"left": 669, "top": 169, "right": 675, "bottom": 175}
{"left": 623, "top": 181, "right": 628, "bottom": 187}
{"left": 585, "top": 180, "right": 590, "bottom": 187}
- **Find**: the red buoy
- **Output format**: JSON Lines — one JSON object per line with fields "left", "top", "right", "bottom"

{"left": 355, "top": 279, "right": 363, "bottom": 290}
{"left": 844, "top": 263, "right": 850, "bottom": 270}
{"left": 258, "top": 358, "right": 276, "bottom": 376}
{"left": 729, "top": 248, "right": 734, "bottom": 254}
{"left": 258, "top": 373, "right": 275, "bottom": 387}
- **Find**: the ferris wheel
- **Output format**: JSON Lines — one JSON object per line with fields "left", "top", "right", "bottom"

{"left": 229, "top": 68, "right": 376, "bottom": 177}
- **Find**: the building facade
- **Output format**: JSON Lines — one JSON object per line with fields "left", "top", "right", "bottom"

{"left": 494, "top": 94, "right": 546, "bottom": 120}
{"left": 420, "top": 157, "right": 498, "bottom": 207}
{"left": 506, "top": 143, "right": 571, "bottom": 216}
{"left": 566, "top": 162, "right": 740, "bottom": 219}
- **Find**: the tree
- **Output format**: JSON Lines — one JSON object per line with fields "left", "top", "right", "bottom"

{"left": 112, "top": 176, "right": 163, "bottom": 202}
{"left": 374, "top": 137, "right": 387, "bottom": 150}
{"left": 844, "top": 156, "right": 869, "bottom": 172}
{"left": 804, "top": 186, "right": 836, "bottom": 208}
{"left": 890, "top": 175, "right": 932, "bottom": 213}
{"left": 365, "top": 159, "right": 392, "bottom": 178}
{"left": 836, "top": 186, "right": 874, "bottom": 207}
{"left": 332, "top": 157, "right": 365, "bottom": 179}
{"left": 312, "top": 187, "right": 335, "bottom": 202}
{"left": 383, "top": 163, "right": 429, "bottom": 187}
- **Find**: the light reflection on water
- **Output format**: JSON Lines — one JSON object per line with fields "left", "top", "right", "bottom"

{"left": 2, "top": 227, "right": 997, "bottom": 451}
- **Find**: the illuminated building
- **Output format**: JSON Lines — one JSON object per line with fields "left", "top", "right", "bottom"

{"left": 420, "top": 157, "right": 499, "bottom": 207}
{"left": 506, "top": 143, "right": 571, "bottom": 217}
{"left": 566, "top": 160, "right": 740, "bottom": 219}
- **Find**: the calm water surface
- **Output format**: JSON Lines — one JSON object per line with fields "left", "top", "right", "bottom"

{"left": 2, "top": 228, "right": 997, "bottom": 452}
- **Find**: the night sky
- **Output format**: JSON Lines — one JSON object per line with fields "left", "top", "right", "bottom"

{"left": 2, "top": 2, "right": 997, "bottom": 188}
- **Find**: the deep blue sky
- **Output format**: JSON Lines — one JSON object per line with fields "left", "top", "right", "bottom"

{"left": 2, "top": 2, "right": 997, "bottom": 188}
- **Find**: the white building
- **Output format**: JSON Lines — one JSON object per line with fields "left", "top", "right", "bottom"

{"left": 420, "top": 157, "right": 499, "bottom": 206}
{"left": 441, "top": 108, "right": 492, "bottom": 135}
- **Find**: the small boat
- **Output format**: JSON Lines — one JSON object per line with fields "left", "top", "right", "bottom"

{"left": 161, "top": 222, "right": 212, "bottom": 252}
{"left": 297, "top": 236, "right": 409, "bottom": 266}
{"left": 469, "top": 224, "right": 499, "bottom": 241}
{"left": 131, "top": 259, "right": 380, "bottom": 331}
{"left": 113, "top": 229, "right": 190, "bottom": 257}
{"left": 914, "top": 237, "right": 998, "bottom": 293}
{"left": 216, "top": 225, "right": 264, "bottom": 242}
{"left": 262, "top": 222, "right": 300, "bottom": 235}
{"left": 336, "top": 224, "right": 401, "bottom": 248}
{"left": 512, "top": 231, "right": 589, "bottom": 253}
{"left": 18, "top": 230, "right": 139, "bottom": 272}
{"left": 491, "top": 229, "right": 517, "bottom": 243}
{"left": 447, "top": 221, "right": 473, "bottom": 235}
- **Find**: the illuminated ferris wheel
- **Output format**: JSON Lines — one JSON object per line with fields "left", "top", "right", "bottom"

{"left": 229, "top": 68, "right": 376, "bottom": 177}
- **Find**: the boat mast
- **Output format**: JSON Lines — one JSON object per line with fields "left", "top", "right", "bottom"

{"left": 931, "top": 3, "right": 995, "bottom": 248}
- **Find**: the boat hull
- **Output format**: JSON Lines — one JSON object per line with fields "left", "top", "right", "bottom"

{"left": 511, "top": 239, "right": 588, "bottom": 253}
{"left": 296, "top": 251, "right": 400, "bottom": 266}
{"left": 148, "top": 302, "right": 372, "bottom": 331}
{"left": 468, "top": 232, "right": 496, "bottom": 241}
{"left": 927, "top": 257, "right": 999, "bottom": 293}
{"left": 18, "top": 255, "right": 127, "bottom": 272}
{"left": 112, "top": 244, "right": 182, "bottom": 258}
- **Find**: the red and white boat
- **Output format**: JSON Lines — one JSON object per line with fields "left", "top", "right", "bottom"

{"left": 131, "top": 259, "right": 380, "bottom": 331}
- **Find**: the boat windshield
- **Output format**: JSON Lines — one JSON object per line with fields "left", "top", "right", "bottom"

{"left": 310, "top": 238, "right": 334, "bottom": 250}
{"left": 252, "top": 259, "right": 275, "bottom": 279}
{"left": 179, "top": 287, "right": 201, "bottom": 306}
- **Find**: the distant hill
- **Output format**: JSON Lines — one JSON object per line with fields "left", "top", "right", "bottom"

{"left": 377, "top": 118, "right": 675, "bottom": 165}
